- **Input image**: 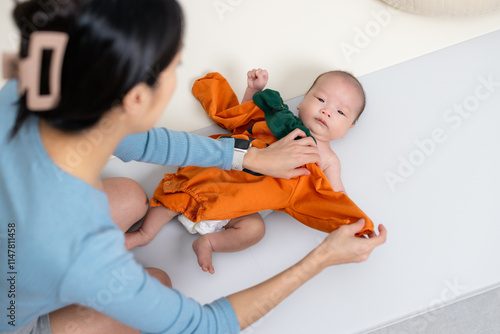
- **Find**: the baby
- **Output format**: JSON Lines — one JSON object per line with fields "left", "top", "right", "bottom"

{"left": 242, "top": 69, "right": 365, "bottom": 192}
{"left": 135, "top": 69, "right": 373, "bottom": 274}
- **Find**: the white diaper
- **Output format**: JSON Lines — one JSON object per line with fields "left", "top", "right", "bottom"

{"left": 177, "top": 210, "right": 274, "bottom": 235}
{"left": 177, "top": 215, "right": 230, "bottom": 235}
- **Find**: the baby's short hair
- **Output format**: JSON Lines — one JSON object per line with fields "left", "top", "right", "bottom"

{"left": 307, "top": 71, "right": 366, "bottom": 124}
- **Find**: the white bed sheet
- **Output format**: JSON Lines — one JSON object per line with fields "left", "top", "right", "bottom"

{"left": 102, "top": 29, "right": 500, "bottom": 334}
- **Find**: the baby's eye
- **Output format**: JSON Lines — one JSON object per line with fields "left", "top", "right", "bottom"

{"left": 316, "top": 97, "right": 325, "bottom": 103}
{"left": 337, "top": 110, "right": 345, "bottom": 116}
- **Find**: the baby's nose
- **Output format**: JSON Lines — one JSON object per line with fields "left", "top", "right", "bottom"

{"left": 321, "top": 109, "right": 331, "bottom": 117}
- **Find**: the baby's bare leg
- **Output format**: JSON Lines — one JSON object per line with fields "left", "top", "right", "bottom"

{"left": 125, "top": 205, "right": 178, "bottom": 250}
{"left": 192, "top": 213, "right": 266, "bottom": 274}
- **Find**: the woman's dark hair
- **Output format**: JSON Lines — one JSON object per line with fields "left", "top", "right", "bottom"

{"left": 11, "top": 0, "right": 184, "bottom": 136}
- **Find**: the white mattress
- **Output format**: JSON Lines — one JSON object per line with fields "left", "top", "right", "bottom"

{"left": 102, "top": 29, "right": 500, "bottom": 333}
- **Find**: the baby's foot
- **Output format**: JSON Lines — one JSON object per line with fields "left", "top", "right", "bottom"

{"left": 192, "top": 236, "right": 215, "bottom": 274}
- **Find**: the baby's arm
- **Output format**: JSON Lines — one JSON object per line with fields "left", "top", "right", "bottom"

{"left": 322, "top": 150, "right": 346, "bottom": 193}
{"left": 241, "top": 68, "right": 268, "bottom": 103}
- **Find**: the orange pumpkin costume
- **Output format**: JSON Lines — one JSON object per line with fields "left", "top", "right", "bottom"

{"left": 150, "top": 72, "right": 374, "bottom": 236}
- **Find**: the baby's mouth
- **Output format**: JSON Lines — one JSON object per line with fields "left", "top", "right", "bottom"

{"left": 315, "top": 117, "right": 327, "bottom": 126}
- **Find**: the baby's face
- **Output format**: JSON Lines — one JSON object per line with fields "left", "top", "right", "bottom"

{"left": 297, "top": 73, "right": 363, "bottom": 142}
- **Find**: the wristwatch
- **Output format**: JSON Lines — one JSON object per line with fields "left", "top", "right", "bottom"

{"left": 231, "top": 138, "right": 251, "bottom": 171}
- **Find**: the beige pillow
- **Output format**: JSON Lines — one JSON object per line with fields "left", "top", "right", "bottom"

{"left": 380, "top": 0, "right": 500, "bottom": 15}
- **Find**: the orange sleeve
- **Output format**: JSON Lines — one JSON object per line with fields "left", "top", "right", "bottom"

{"left": 192, "top": 72, "right": 266, "bottom": 134}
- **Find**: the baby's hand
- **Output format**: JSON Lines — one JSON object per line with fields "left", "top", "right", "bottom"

{"left": 247, "top": 68, "right": 268, "bottom": 91}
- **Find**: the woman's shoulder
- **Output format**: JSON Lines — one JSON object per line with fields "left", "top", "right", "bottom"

{"left": 0, "top": 80, "right": 19, "bottom": 132}
{"left": 0, "top": 80, "right": 18, "bottom": 99}
{"left": 0, "top": 80, "right": 19, "bottom": 108}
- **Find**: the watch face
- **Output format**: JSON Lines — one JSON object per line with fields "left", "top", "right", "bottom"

{"left": 234, "top": 138, "right": 251, "bottom": 150}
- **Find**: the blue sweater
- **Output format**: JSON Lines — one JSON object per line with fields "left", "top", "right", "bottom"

{"left": 0, "top": 80, "right": 240, "bottom": 333}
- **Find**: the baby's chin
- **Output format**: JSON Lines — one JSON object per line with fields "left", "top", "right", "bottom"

{"left": 309, "top": 130, "right": 336, "bottom": 143}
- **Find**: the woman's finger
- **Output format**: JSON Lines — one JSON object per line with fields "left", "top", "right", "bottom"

{"left": 281, "top": 128, "right": 306, "bottom": 140}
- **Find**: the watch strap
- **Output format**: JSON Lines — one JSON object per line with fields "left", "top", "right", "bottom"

{"left": 232, "top": 139, "right": 251, "bottom": 171}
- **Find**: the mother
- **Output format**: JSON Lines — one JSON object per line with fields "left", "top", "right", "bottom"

{"left": 0, "top": 0, "right": 386, "bottom": 333}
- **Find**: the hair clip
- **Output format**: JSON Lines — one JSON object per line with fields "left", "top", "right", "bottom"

{"left": 2, "top": 31, "right": 69, "bottom": 112}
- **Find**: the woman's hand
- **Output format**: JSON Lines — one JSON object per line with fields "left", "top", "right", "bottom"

{"left": 228, "top": 220, "right": 387, "bottom": 330}
{"left": 310, "top": 220, "right": 387, "bottom": 268}
{"left": 242, "top": 128, "right": 320, "bottom": 179}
